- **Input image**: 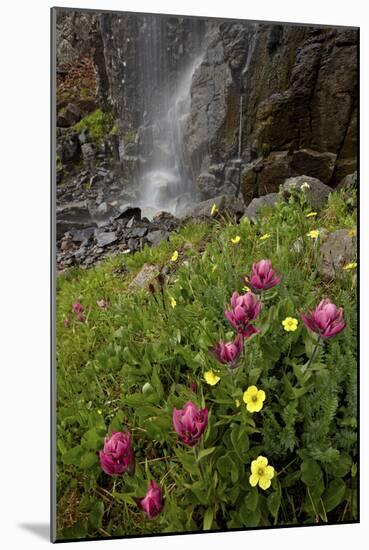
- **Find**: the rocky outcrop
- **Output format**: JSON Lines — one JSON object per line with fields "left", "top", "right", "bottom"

{"left": 318, "top": 229, "right": 357, "bottom": 280}
{"left": 186, "top": 23, "right": 358, "bottom": 199}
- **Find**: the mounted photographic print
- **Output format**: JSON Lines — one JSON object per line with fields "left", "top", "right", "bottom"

{"left": 51, "top": 6, "right": 359, "bottom": 542}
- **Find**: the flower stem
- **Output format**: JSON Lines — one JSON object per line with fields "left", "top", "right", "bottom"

{"left": 193, "top": 446, "right": 205, "bottom": 481}
{"left": 305, "top": 335, "right": 322, "bottom": 371}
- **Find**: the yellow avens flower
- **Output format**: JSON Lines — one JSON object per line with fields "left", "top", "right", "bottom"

{"left": 307, "top": 229, "right": 320, "bottom": 240}
{"left": 231, "top": 236, "right": 241, "bottom": 244}
{"left": 343, "top": 262, "right": 357, "bottom": 270}
{"left": 204, "top": 371, "right": 220, "bottom": 386}
{"left": 171, "top": 250, "right": 179, "bottom": 262}
{"left": 249, "top": 456, "right": 275, "bottom": 490}
{"left": 210, "top": 203, "right": 218, "bottom": 216}
{"left": 243, "top": 385, "right": 266, "bottom": 413}
{"left": 282, "top": 317, "right": 298, "bottom": 332}
{"left": 170, "top": 296, "right": 177, "bottom": 308}
{"left": 306, "top": 212, "right": 317, "bottom": 218}
{"left": 260, "top": 233, "right": 271, "bottom": 241}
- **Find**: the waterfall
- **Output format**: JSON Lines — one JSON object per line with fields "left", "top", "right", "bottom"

{"left": 134, "top": 17, "right": 203, "bottom": 218}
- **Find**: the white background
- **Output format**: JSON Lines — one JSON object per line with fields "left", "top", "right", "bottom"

{"left": 0, "top": 0, "right": 366, "bottom": 548}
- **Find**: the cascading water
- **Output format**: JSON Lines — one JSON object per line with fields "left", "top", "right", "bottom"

{"left": 134, "top": 17, "right": 204, "bottom": 218}
{"left": 137, "top": 56, "right": 203, "bottom": 217}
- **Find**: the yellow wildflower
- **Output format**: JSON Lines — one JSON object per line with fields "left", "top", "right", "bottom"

{"left": 171, "top": 250, "right": 179, "bottom": 262}
{"left": 348, "top": 228, "right": 357, "bottom": 237}
{"left": 231, "top": 236, "right": 241, "bottom": 244}
{"left": 307, "top": 229, "right": 320, "bottom": 240}
{"left": 170, "top": 296, "right": 177, "bottom": 308}
{"left": 249, "top": 456, "right": 275, "bottom": 490}
{"left": 204, "top": 371, "right": 220, "bottom": 386}
{"left": 282, "top": 317, "right": 298, "bottom": 332}
{"left": 306, "top": 212, "right": 317, "bottom": 218}
{"left": 260, "top": 233, "right": 271, "bottom": 241}
{"left": 343, "top": 262, "right": 357, "bottom": 270}
{"left": 210, "top": 203, "right": 218, "bottom": 216}
{"left": 243, "top": 385, "right": 266, "bottom": 413}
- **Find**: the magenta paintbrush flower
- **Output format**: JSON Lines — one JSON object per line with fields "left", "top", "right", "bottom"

{"left": 72, "top": 302, "right": 84, "bottom": 314}
{"left": 209, "top": 333, "right": 244, "bottom": 368}
{"left": 224, "top": 291, "right": 261, "bottom": 337}
{"left": 172, "top": 402, "right": 208, "bottom": 447}
{"left": 245, "top": 260, "right": 281, "bottom": 291}
{"left": 138, "top": 480, "right": 163, "bottom": 519}
{"left": 300, "top": 299, "right": 346, "bottom": 339}
{"left": 99, "top": 431, "right": 134, "bottom": 476}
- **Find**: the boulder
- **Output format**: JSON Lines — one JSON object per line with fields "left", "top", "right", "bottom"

{"left": 318, "top": 229, "right": 357, "bottom": 280}
{"left": 196, "top": 172, "right": 219, "bottom": 200}
{"left": 94, "top": 229, "right": 118, "bottom": 248}
{"left": 128, "top": 264, "right": 160, "bottom": 290}
{"left": 283, "top": 175, "right": 333, "bottom": 210}
{"left": 146, "top": 230, "right": 170, "bottom": 247}
{"left": 241, "top": 193, "right": 280, "bottom": 222}
{"left": 183, "top": 194, "right": 245, "bottom": 219}
{"left": 337, "top": 171, "right": 357, "bottom": 191}
{"left": 291, "top": 149, "right": 337, "bottom": 184}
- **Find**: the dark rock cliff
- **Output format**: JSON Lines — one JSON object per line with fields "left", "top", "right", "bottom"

{"left": 55, "top": 10, "right": 358, "bottom": 204}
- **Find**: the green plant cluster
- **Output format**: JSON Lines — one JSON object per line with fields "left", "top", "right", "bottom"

{"left": 74, "top": 109, "right": 115, "bottom": 143}
{"left": 56, "top": 188, "right": 357, "bottom": 539}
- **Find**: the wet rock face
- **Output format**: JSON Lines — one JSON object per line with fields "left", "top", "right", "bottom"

{"left": 186, "top": 23, "right": 357, "bottom": 198}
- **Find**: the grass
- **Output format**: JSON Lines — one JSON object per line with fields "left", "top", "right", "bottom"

{"left": 56, "top": 187, "right": 357, "bottom": 539}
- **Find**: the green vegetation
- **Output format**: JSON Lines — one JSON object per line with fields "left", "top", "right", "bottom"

{"left": 123, "top": 129, "right": 136, "bottom": 144}
{"left": 74, "top": 109, "right": 115, "bottom": 143}
{"left": 56, "top": 188, "right": 357, "bottom": 539}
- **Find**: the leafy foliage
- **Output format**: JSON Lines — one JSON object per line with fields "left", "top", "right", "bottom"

{"left": 56, "top": 188, "right": 357, "bottom": 538}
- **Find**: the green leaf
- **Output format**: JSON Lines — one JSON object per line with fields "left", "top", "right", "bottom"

{"left": 203, "top": 508, "right": 214, "bottom": 530}
{"left": 323, "top": 479, "right": 347, "bottom": 512}
{"left": 301, "top": 459, "right": 323, "bottom": 486}
{"left": 88, "top": 500, "right": 104, "bottom": 531}
{"left": 63, "top": 520, "right": 87, "bottom": 539}
{"left": 197, "top": 447, "right": 216, "bottom": 461}
{"left": 239, "top": 503, "right": 261, "bottom": 527}
{"left": 62, "top": 445, "right": 84, "bottom": 466}
{"left": 81, "top": 429, "right": 104, "bottom": 451}
{"left": 267, "top": 491, "right": 281, "bottom": 519}
{"left": 246, "top": 488, "right": 259, "bottom": 511}
{"left": 81, "top": 452, "right": 98, "bottom": 470}
{"left": 330, "top": 453, "right": 352, "bottom": 478}
{"left": 113, "top": 492, "right": 137, "bottom": 506}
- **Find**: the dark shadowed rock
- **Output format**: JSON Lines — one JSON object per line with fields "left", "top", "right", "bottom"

{"left": 241, "top": 193, "right": 280, "bottom": 222}
{"left": 146, "top": 230, "right": 170, "bottom": 247}
{"left": 196, "top": 172, "right": 219, "bottom": 200}
{"left": 318, "top": 229, "right": 357, "bottom": 280}
{"left": 283, "top": 175, "right": 333, "bottom": 210}
{"left": 71, "top": 227, "right": 95, "bottom": 243}
{"left": 115, "top": 206, "right": 141, "bottom": 222}
{"left": 291, "top": 149, "right": 337, "bottom": 183}
{"left": 337, "top": 171, "right": 357, "bottom": 191}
